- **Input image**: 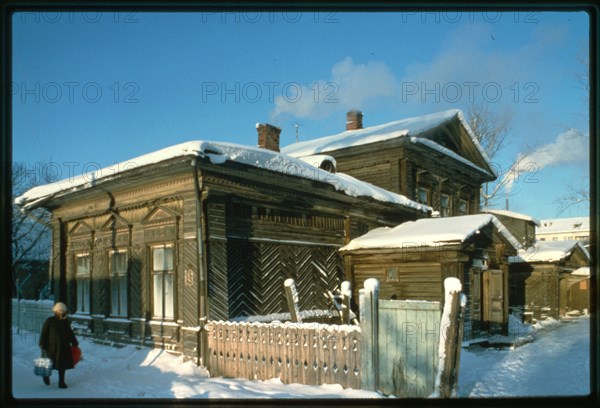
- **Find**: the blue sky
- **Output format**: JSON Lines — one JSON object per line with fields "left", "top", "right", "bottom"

{"left": 12, "top": 10, "right": 590, "bottom": 220}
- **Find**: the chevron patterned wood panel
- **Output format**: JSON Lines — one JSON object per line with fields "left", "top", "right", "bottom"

{"left": 206, "top": 234, "right": 344, "bottom": 321}
{"left": 207, "top": 241, "right": 229, "bottom": 321}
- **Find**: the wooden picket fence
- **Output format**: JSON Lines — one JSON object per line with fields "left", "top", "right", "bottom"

{"left": 204, "top": 278, "right": 465, "bottom": 397}
{"left": 204, "top": 320, "right": 362, "bottom": 389}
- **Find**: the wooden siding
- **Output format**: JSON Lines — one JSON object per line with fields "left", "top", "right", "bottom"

{"left": 327, "top": 137, "right": 484, "bottom": 216}
{"left": 354, "top": 262, "right": 443, "bottom": 302}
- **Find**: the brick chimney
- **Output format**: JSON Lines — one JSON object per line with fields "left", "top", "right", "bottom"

{"left": 256, "top": 123, "right": 281, "bottom": 152}
{"left": 346, "top": 110, "right": 363, "bottom": 131}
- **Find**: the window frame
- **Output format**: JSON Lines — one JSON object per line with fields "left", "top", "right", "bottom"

{"left": 458, "top": 198, "right": 469, "bottom": 215}
{"left": 150, "top": 243, "right": 176, "bottom": 320}
{"left": 416, "top": 187, "right": 429, "bottom": 205}
{"left": 75, "top": 252, "right": 91, "bottom": 314}
{"left": 440, "top": 194, "right": 452, "bottom": 217}
{"left": 109, "top": 249, "right": 129, "bottom": 317}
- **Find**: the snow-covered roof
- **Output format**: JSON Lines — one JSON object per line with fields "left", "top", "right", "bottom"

{"left": 340, "top": 214, "right": 520, "bottom": 252}
{"left": 281, "top": 109, "right": 496, "bottom": 178}
{"left": 15, "top": 140, "right": 431, "bottom": 213}
{"left": 572, "top": 266, "right": 590, "bottom": 276}
{"left": 537, "top": 217, "right": 590, "bottom": 234}
{"left": 509, "top": 240, "right": 590, "bottom": 263}
{"left": 482, "top": 209, "right": 541, "bottom": 226}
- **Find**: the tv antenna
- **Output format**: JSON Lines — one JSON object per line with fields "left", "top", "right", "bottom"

{"left": 294, "top": 122, "right": 303, "bottom": 143}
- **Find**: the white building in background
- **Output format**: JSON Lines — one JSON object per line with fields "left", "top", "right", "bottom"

{"left": 536, "top": 216, "right": 590, "bottom": 247}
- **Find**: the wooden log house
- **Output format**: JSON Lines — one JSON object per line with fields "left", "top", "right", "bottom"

{"left": 15, "top": 124, "right": 430, "bottom": 362}
{"left": 508, "top": 240, "right": 590, "bottom": 321}
{"left": 282, "top": 109, "right": 497, "bottom": 217}
{"left": 340, "top": 214, "right": 521, "bottom": 338}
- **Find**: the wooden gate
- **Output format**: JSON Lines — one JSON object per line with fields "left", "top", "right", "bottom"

{"left": 377, "top": 299, "right": 441, "bottom": 397}
{"left": 360, "top": 279, "right": 459, "bottom": 398}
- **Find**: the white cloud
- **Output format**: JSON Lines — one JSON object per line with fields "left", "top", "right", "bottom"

{"left": 270, "top": 57, "right": 397, "bottom": 120}
{"left": 504, "top": 128, "right": 588, "bottom": 192}
{"left": 519, "top": 128, "right": 588, "bottom": 168}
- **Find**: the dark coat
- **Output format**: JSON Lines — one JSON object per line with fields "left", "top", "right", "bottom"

{"left": 39, "top": 315, "right": 79, "bottom": 370}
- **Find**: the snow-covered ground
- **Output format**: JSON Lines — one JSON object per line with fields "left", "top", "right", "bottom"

{"left": 11, "top": 315, "right": 590, "bottom": 399}
{"left": 459, "top": 316, "right": 590, "bottom": 397}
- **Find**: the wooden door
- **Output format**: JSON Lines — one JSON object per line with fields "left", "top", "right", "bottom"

{"left": 470, "top": 269, "right": 482, "bottom": 337}
{"left": 483, "top": 269, "right": 506, "bottom": 334}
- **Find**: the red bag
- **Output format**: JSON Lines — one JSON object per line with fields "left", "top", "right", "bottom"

{"left": 71, "top": 346, "right": 82, "bottom": 366}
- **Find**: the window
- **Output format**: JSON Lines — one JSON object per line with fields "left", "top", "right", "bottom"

{"left": 440, "top": 194, "right": 451, "bottom": 217}
{"left": 110, "top": 250, "right": 128, "bottom": 317}
{"left": 416, "top": 187, "right": 429, "bottom": 205}
{"left": 458, "top": 199, "right": 468, "bottom": 215}
{"left": 75, "top": 253, "right": 91, "bottom": 314}
{"left": 386, "top": 267, "right": 399, "bottom": 283}
{"left": 152, "top": 244, "right": 175, "bottom": 319}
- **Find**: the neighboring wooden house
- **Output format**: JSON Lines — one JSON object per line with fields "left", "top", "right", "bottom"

{"left": 567, "top": 267, "right": 590, "bottom": 315}
{"left": 508, "top": 240, "right": 590, "bottom": 321}
{"left": 15, "top": 125, "right": 430, "bottom": 361}
{"left": 339, "top": 214, "right": 520, "bottom": 338}
{"left": 282, "top": 109, "right": 497, "bottom": 217}
{"left": 482, "top": 209, "right": 539, "bottom": 248}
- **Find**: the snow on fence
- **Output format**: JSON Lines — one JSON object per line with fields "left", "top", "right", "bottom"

{"left": 204, "top": 320, "right": 362, "bottom": 390}
{"left": 12, "top": 299, "right": 54, "bottom": 333}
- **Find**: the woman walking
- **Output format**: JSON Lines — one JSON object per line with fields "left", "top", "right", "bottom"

{"left": 39, "top": 302, "right": 79, "bottom": 388}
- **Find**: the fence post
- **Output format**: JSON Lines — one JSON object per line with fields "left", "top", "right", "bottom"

{"left": 284, "top": 279, "right": 302, "bottom": 323}
{"left": 433, "top": 277, "right": 463, "bottom": 398}
{"left": 359, "top": 278, "right": 379, "bottom": 392}
{"left": 452, "top": 294, "right": 467, "bottom": 396}
{"left": 340, "top": 281, "right": 352, "bottom": 325}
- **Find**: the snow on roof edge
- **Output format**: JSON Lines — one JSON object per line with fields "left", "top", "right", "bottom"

{"left": 508, "top": 240, "right": 590, "bottom": 263}
{"left": 410, "top": 137, "right": 493, "bottom": 178}
{"left": 340, "top": 214, "right": 521, "bottom": 252}
{"left": 15, "top": 140, "right": 431, "bottom": 214}
{"left": 482, "top": 209, "right": 541, "bottom": 226}
{"left": 281, "top": 109, "right": 460, "bottom": 157}
{"left": 282, "top": 109, "right": 496, "bottom": 178}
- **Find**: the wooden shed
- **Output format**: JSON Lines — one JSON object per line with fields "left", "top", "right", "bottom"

{"left": 340, "top": 214, "right": 520, "bottom": 338}
{"left": 482, "top": 209, "right": 539, "bottom": 248}
{"left": 16, "top": 133, "right": 430, "bottom": 363}
{"left": 508, "top": 240, "right": 590, "bottom": 321}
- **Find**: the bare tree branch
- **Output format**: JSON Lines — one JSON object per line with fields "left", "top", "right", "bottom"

{"left": 553, "top": 178, "right": 589, "bottom": 216}
{"left": 467, "top": 101, "right": 514, "bottom": 161}
{"left": 465, "top": 102, "right": 516, "bottom": 209}
{"left": 11, "top": 162, "right": 51, "bottom": 292}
